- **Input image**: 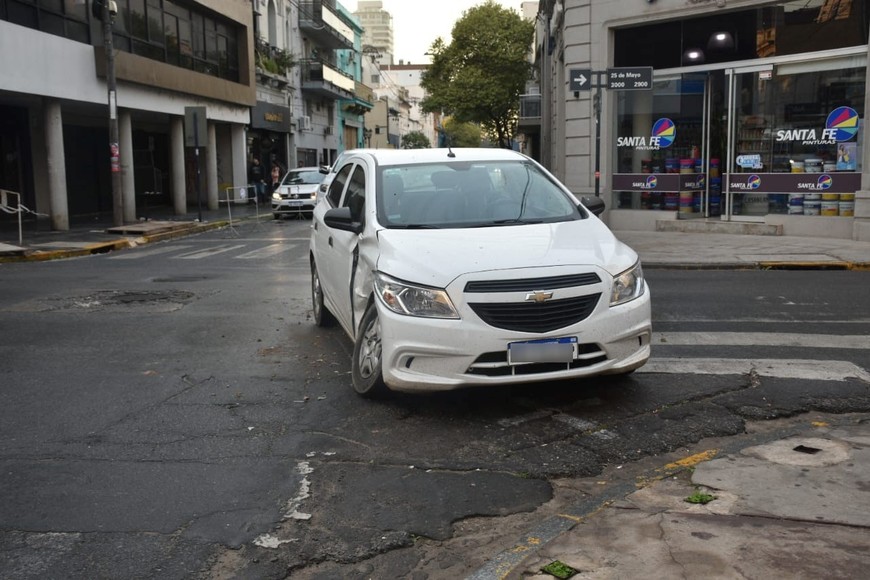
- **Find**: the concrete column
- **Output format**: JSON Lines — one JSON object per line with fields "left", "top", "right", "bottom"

{"left": 853, "top": 43, "right": 870, "bottom": 241}
{"left": 44, "top": 99, "right": 69, "bottom": 231}
{"left": 232, "top": 123, "right": 247, "bottom": 190}
{"left": 206, "top": 122, "right": 219, "bottom": 210}
{"left": 170, "top": 116, "right": 187, "bottom": 216}
{"left": 120, "top": 110, "right": 136, "bottom": 223}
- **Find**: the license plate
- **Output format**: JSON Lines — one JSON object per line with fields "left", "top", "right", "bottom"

{"left": 507, "top": 337, "right": 577, "bottom": 364}
{"left": 288, "top": 200, "right": 304, "bottom": 206}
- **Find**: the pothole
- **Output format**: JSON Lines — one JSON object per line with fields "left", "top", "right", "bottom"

{"left": 26, "top": 290, "right": 197, "bottom": 313}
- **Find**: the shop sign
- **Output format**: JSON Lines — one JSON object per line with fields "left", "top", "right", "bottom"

{"left": 612, "top": 173, "right": 706, "bottom": 192}
{"left": 727, "top": 172, "right": 861, "bottom": 194}
{"left": 616, "top": 118, "right": 676, "bottom": 150}
{"left": 252, "top": 101, "right": 292, "bottom": 132}
{"left": 736, "top": 154, "right": 763, "bottom": 169}
{"left": 775, "top": 106, "right": 859, "bottom": 145}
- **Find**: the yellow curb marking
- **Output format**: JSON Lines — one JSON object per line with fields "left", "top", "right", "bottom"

{"left": 665, "top": 449, "right": 719, "bottom": 471}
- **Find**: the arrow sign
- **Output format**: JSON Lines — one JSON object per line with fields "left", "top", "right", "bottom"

{"left": 569, "top": 68, "right": 592, "bottom": 92}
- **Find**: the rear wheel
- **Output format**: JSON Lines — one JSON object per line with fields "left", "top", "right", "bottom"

{"left": 310, "top": 261, "right": 335, "bottom": 327}
{"left": 352, "top": 303, "right": 388, "bottom": 398}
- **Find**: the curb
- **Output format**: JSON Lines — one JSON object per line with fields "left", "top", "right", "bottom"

{"left": 0, "top": 220, "right": 235, "bottom": 263}
{"left": 469, "top": 417, "right": 843, "bottom": 579}
{"left": 643, "top": 261, "right": 870, "bottom": 271}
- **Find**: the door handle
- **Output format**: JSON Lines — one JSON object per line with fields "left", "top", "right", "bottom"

{"left": 328, "top": 236, "right": 333, "bottom": 247}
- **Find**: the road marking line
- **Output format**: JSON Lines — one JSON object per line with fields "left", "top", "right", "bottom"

{"left": 107, "top": 244, "right": 193, "bottom": 259}
{"left": 234, "top": 243, "right": 296, "bottom": 259}
{"left": 173, "top": 244, "right": 246, "bottom": 259}
{"left": 640, "top": 357, "right": 870, "bottom": 382}
{"left": 654, "top": 332, "right": 870, "bottom": 350}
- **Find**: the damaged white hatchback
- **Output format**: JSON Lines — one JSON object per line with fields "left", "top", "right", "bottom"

{"left": 309, "top": 148, "right": 651, "bottom": 397}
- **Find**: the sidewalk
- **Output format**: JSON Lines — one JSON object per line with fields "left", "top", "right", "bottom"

{"left": 0, "top": 202, "right": 269, "bottom": 263}
{"left": 2, "top": 207, "right": 870, "bottom": 268}
{"left": 471, "top": 412, "right": 870, "bottom": 579}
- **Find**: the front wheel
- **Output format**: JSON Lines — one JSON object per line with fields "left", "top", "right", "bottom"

{"left": 351, "top": 303, "right": 388, "bottom": 398}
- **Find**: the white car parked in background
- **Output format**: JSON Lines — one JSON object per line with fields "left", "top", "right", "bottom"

{"left": 309, "top": 148, "right": 651, "bottom": 397}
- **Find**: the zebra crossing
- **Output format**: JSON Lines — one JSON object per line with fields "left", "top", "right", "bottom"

{"left": 107, "top": 241, "right": 303, "bottom": 261}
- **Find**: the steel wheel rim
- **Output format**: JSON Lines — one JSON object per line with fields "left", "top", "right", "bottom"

{"left": 358, "top": 316, "right": 381, "bottom": 379}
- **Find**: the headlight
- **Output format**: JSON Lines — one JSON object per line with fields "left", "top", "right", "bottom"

{"left": 271, "top": 192, "right": 281, "bottom": 200}
{"left": 374, "top": 272, "right": 459, "bottom": 319}
{"left": 610, "top": 262, "right": 645, "bottom": 306}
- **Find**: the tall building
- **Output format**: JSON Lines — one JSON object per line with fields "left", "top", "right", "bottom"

{"left": 353, "top": 0, "right": 394, "bottom": 66}
{"left": 0, "top": 0, "right": 256, "bottom": 229}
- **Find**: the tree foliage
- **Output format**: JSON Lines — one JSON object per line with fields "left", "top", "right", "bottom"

{"left": 421, "top": 1, "right": 534, "bottom": 148}
{"left": 401, "top": 131, "right": 431, "bottom": 149}
{"left": 441, "top": 117, "right": 482, "bottom": 148}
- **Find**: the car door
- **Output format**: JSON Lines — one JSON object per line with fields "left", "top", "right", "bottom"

{"left": 311, "top": 161, "right": 353, "bottom": 332}
{"left": 326, "top": 162, "right": 369, "bottom": 335}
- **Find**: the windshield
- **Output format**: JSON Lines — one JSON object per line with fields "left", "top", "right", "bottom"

{"left": 376, "top": 161, "right": 582, "bottom": 228}
{"left": 282, "top": 170, "right": 323, "bottom": 185}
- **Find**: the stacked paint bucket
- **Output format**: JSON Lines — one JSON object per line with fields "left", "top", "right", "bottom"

{"left": 788, "top": 194, "right": 804, "bottom": 214}
{"left": 821, "top": 191, "right": 840, "bottom": 216}
{"left": 677, "top": 158, "right": 694, "bottom": 215}
{"left": 840, "top": 193, "right": 855, "bottom": 217}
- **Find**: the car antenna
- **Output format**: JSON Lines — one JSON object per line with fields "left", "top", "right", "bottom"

{"left": 446, "top": 133, "right": 456, "bottom": 158}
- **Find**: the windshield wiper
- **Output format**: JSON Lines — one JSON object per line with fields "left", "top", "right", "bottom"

{"left": 389, "top": 223, "right": 441, "bottom": 229}
{"left": 482, "top": 218, "right": 544, "bottom": 226}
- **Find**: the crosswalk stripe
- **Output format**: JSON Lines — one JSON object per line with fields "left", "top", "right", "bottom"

{"left": 108, "top": 244, "right": 193, "bottom": 259}
{"left": 173, "top": 244, "right": 247, "bottom": 259}
{"left": 654, "top": 332, "right": 870, "bottom": 350}
{"left": 234, "top": 243, "right": 296, "bottom": 259}
{"left": 640, "top": 357, "right": 870, "bottom": 382}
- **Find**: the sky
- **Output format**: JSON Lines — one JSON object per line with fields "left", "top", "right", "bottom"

{"left": 344, "top": 0, "right": 528, "bottom": 65}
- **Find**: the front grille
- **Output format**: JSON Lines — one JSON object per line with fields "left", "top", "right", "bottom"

{"left": 467, "top": 343, "right": 607, "bottom": 376}
{"left": 468, "top": 293, "right": 601, "bottom": 333}
{"left": 465, "top": 273, "right": 601, "bottom": 293}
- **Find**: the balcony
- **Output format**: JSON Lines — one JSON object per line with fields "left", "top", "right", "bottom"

{"left": 302, "top": 61, "right": 355, "bottom": 100}
{"left": 299, "top": 0, "right": 354, "bottom": 50}
{"left": 518, "top": 93, "right": 542, "bottom": 129}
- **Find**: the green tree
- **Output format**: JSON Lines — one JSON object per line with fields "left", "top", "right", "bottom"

{"left": 421, "top": 1, "right": 534, "bottom": 148}
{"left": 401, "top": 130, "right": 431, "bottom": 149}
{"left": 441, "top": 117, "right": 482, "bottom": 147}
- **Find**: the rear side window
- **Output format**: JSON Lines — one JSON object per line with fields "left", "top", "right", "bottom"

{"left": 327, "top": 163, "right": 353, "bottom": 207}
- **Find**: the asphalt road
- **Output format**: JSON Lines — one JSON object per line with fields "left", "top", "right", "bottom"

{"left": 1, "top": 218, "right": 868, "bottom": 579}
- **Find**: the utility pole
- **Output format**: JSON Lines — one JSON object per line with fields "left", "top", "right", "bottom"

{"left": 100, "top": 0, "right": 124, "bottom": 226}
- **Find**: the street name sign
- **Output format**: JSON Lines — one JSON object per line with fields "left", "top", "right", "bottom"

{"left": 606, "top": 67, "right": 653, "bottom": 90}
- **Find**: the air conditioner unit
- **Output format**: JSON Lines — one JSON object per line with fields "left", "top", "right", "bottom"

{"left": 324, "top": 126, "right": 334, "bottom": 135}
{"left": 297, "top": 115, "right": 311, "bottom": 131}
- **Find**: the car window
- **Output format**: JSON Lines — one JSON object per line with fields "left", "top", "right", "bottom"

{"left": 282, "top": 170, "right": 323, "bottom": 185}
{"left": 376, "top": 161, "right": 581, "bottom": 228}
{"left": 327, "top": 163, "right": 353, "bottom": 207}
{"left": 342, "top": 165, "right": 367, "bottom": 222}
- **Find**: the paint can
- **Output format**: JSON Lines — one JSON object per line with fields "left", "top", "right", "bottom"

{"left": 803, "top": 199, "right": 821, "bottom": 215}
{"left": 742, "top": 194, "right": 768, "bottom": 215}
{"left": 804, "top": 158, "right": 823, "bottom": 173}
{"left": 790, "top": 160, "right": 805, "bottom": 173}
{"left": 820, "top": 201, "right": 839, "bottom": 216}
{"left": 839, "top": 201, "right": 855, "bottom": 217}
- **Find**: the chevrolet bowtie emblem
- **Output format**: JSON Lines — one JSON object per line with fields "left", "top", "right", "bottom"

{"left": 525, "top": 290, "right": 554, "bottom": 303}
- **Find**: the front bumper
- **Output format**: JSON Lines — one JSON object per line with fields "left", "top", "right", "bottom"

{"left": 377, "top": 283, "right": 651, "bottom": 392}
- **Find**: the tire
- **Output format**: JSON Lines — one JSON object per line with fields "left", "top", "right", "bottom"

{"left": 273, "top": 213, "right": 281, "bottom": 220}
{"left": 351, "top": 303, "right": 389, "bottom": 398}
{"left": 310, "top": 261, "right": 335, "bottom": 327}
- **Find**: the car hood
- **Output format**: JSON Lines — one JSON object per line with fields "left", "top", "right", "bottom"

{"left": 374, "top": 220, "right": 638, "bottom": 287}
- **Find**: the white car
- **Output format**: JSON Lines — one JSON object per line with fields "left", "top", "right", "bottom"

{"left": 309, "top": 148, "right": 651, "bottom": 397}
{"left": 271, "top": 166, "right": 325, "bottom": 219}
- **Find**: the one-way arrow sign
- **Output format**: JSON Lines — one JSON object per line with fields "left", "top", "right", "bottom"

{"left": 569, "top": 68, "right": 592, "bottom": 91}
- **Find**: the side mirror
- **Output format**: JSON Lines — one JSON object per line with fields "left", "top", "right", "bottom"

{"left": 319, "top": 165, "right": 331, "bottom": 174}
{"left": 323, "top": 206, "right": 362, "bottom": 234}
{"left": 579, "top": 195, "right": 606, "bottom": 217}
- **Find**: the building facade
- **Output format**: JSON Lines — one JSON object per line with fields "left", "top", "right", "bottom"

{"left": 536, "top": 0, "right": 870, "bottom": 240}
{"left": 354, "top": 0, "right": 394, "bottom": 67}
{"left": 0, "top": 0, "right": 256, "bottom": 229}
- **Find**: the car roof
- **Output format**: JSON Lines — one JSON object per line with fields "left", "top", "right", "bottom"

{"left": 287, "top": 166, "right": 321, "bottom": 172}
{"left": 345, "top": 148, "right": 527, "bottom": 166}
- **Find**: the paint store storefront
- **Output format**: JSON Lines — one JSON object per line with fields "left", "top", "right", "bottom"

{"left": 609, "top": 0, "right": 867, "bottom": 239}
